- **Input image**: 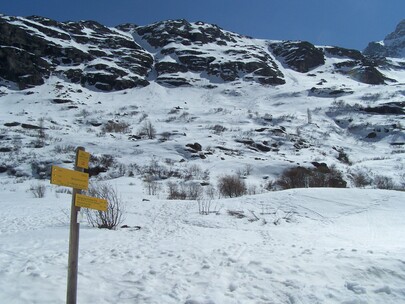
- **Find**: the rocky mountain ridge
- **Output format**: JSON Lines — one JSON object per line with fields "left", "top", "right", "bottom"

{"left": 0, "top": 14, "right": 403, "bottom": 91}
{"left": 364, "top": 19, "right": 405, "bottom": 58}
{"left": 0, "top": 14, "right": 404, "bottom": 189}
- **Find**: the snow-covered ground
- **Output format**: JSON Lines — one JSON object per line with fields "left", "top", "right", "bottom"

{"left": 1, "top": 176, "right": 404, "bottom": 304}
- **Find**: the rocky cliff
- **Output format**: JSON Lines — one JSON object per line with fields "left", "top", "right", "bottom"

{"left": 0, "top": 14, "right": 400, "bottom": 91}
{"left": 364, "top": 19, "right": 405, "bottom": 58}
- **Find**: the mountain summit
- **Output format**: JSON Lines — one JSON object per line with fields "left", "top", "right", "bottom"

{"left": 364, "top": 19, "right": 405, "bottom": 57}
{"left": 0, "top": 14, "right": 399, "bottom": 91}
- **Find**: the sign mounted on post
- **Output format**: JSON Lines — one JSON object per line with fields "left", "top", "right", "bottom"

{"left": 76, "top": 150, "right": 90, "bottom": 169}
{"left": 75, "top": 193, "right": 108, "bottom": 211}
{"left": 50, "top": 166, "right": 89, "bottom": 190}
{"left": 50, "top": 147, "right": 108, "bottom": 304}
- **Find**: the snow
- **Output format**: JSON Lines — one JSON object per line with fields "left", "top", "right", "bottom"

{"left": 1, "top": 179, "right": 405, "bottom": 304}
{"left": 1, "top": 14, "right": 405, "bottom": 304}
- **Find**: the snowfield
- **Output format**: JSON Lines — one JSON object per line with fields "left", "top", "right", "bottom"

{"left": 1, "top": 177, "right": 404, "bottom": 304}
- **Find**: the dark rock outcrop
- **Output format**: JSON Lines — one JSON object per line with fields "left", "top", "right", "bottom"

{"left": 134, "top": 20, "right": 285, "bottom": 86}
{"left": 324, "top": 47, "right": 363, "bottom": 60}
{"left": 0, "top": 15, "right": 153, "bottom": 91}
{"left": 270, "top": 41, "right": 325, "bottom": 73}
{"left": 324, "top": 46, "right": 389, "bottom": 84}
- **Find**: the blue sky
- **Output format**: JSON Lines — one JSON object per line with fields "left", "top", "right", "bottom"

{"left": 0, "top": 0, "right": 403, "bottom": 50}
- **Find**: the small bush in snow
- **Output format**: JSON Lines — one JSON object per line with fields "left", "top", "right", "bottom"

{"left": 144, "top": 175, "right": 161, "bottom": 196}
{"left": 184, "top": 164, "right": 209, "bottom": 181}
{"left": 218, "top": 174, "right": 247, "bottom": 198}
{"left": 138, "top": 120, "right": 156, "bottom": 139}
{"left": 83, "top": 183, "right": 125, "bottom": 230}
{"left": 373, "top": 175, "right": 395, "bottom": 190}
{"left": 102, "top": 121, "right": 130, "bottom": 133}
{"left": 197, "top": 197, "right": 212, "bottom": 215}
{"left": 350, "top": 170, "right": 373, "bottom": 188}
{"left": 167, "top": 181, "right": 187, "bottom": 200}
{"left": 167, "top": 181, "right": 203, "bottom": 200}
{"left": 210, "top": 124, "right": 227, "bottom": 135}
{"left": 30, "top": 183, "right": 46, "bottom": 198}
{"left": 34, "top": 117, "right": 46, "bottom": 148}
{"left": 400, "top": 173, "right": 405, "bottom": 190}
{"left": 276, "top": 165, "right": 346, "bottom": 190}
{"left": 53, "top": 145, "right": 76, "bottom": 154}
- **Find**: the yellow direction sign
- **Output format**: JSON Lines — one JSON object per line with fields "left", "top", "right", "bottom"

{"left": 50, "top": 166, "right": 89, "bottom": 190}
{"left": 77, "top": 150, "right": 90, "bottom": 169}
{"left": 75, "top": 193, "right": 108, "bottom": 211}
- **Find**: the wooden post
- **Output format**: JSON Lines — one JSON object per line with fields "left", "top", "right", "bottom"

{"left": 66, "top": 147, "right": 85, "bottom": 304}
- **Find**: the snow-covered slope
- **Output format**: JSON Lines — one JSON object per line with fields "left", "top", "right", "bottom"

{"left": 1, "top": 180, "right": 405, "bottom": 303}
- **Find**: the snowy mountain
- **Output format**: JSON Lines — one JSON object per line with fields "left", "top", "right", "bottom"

{"left": 0, "top": 13, "right": 404, "bottom": 186}
{"left": 364, "top": 19, "right": 405, "bottom": 58}
{"left": 1, "top": 13, "right": 405, "bottom": 304}
{"left": 0, "top": 15, "right": 402, "bottom": 91}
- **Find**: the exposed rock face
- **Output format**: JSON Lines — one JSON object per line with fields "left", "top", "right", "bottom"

{"left": 0, "top": 15, "right": 153, "bottom": 90}
{"left": 364, "top": 19, "right": 405, "bottom": 58}
{"left": 0, "top": 14, "right": 400, "bottom": 90}
{"left": 270, "top": 41, "right": 325, "bottom": 73}
{"left": 325, "top": 47, "right": 363, "bottom": 60}
{"left": 324, "top": 47, "right": 388, "bottom": 85}
{"left": 135, "top": 19, "right": 238, "bottom": 47}
{"left": 132, "top": 20, "right": 285, "bottom": 86}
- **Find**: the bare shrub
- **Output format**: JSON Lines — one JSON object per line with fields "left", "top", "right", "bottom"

{"left": 54, "top": 145, "right": 76, "bottom": 154}
{"left": 83, "top": 183, "right": 125, "bottom": 230}
{"left": 185, "top": 182, "right": 203, "bottom": 200}
{"left": 142, "top": 157, "right": 175, "bottom": 180}
{"left": 31, "top": 161, "right": 52, "bottom": 180}
{"left": 197, "top": 197, "right": 212, "bottom": 215}
{"left": 276, "top": 165, "right": 346, "bottom": 190}
{"left": 144, "top": 175, "right": 160, "bottom": 195}
{"left": 184, "top": 164, "right": 209, "bottom": 181}
{"left": 374, "top": 175, "right": 395, "bottom": 190}
{"left": 400, "top": 173, "right": 405, "bottom": 189}
{"left": 264, "top": 180, "right": 277, "bottom": 191}
{"left": 167, "top": 181, "right": 203, "bottom": 200}
{"left": 237, "top": 164, "right": 253, "bottom": 178}
{"left": 247, "top": 184, "right": 259, "bottom": 195}
{"left": 218, "top": 174, "right": 247, "bottom": 198}
{"left": 244, "top": 164, "right": 253, "bottom": 176}
{"left": 34, "top": 117, "right": 46, "bottom": 148}
{"left": 102, "top": 121, "right": 130, "bottom": 133}
{"left": 210, "top": 124, "right": 227, "bottom": 135}
{"left": 337, "top": 149, "right": 351, "bottom": 165}
{"left": 167, "top": 181, "right": 187, "bottom": 200}
{"left": 30, "top": 183, "right": 46, "bottom": 198}
{"left": 350, "top": 170, "right": 373, "bottom": 188}
{"left": 204, "top": 185, "right": 217, "bottom": 200}
{"left": 138, "top": 120, "right": 156, "bottom": 139}
{"left": 88, "top": 154, "right": 116, "bottom": 177}
{"left": 276, "top": 167, "right": 310, "bottom": 189}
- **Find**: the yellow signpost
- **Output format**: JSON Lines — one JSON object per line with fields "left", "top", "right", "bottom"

{"left": 51, "top": 166, "right": 89, "bottom": 190}
{"left": 75, "top": 193, "right": 108, "bottom": 212}
{"left": 76, "top": 150, "right": 90, "bottom": 169}
{"left": 50, "top": 147, "right": 108, "bottom": 304}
